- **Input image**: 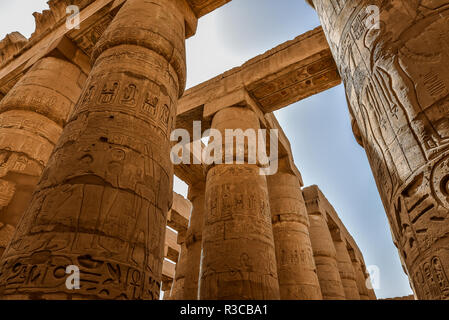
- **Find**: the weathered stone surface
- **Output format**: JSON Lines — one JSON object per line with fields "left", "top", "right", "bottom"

{"left": 183, "top": 182, "right": 206, "bottom": 300}
{"left": 167, "top": 193, "right": 192, "bottom": 233}
{"left": 267, "top": 172, "right": 322, "bottom": 300}
{"left": 0, "top": 0, "right": 194, "bottom": 300}
{"left": 170, "top": 240, "right": 188, "bottom": 300}
{"left": 162, "top": 259, "right": 176, "bottom": 294}
{"left": 0, "top": 56, "right": 86, "bottom": 259}
{"left": 0, "top": 32, "right": 27, "bottom": 68}
{"left": 303, "top": 185, "right": 346, "bottom": 300}
{"left": 177, "top": 27, "right": 340, "bottom": 127}
{"left": 165, "top": 228, "right": 181, "bottom": 263}
{"left": 310, "top": 0, "right": 449, "bottom": 300}
{"left": 200, "top": 107, "right": 280, "bottom": 300}
{"left": 331, "top": 233, "right": 360, "bottom": 300}
{"left": 366, "top": 274, "right": 377, "bottom": 300}
{"left": 0, "top": 222, "right": 15, "bottom": 258}
{"left": 350, "top": 254, "right": 370, "bottom": 300}
{"left": 162, "top": 192, "right": 193, "bottom": 299}
{"left": 0, "top": 0, "right": 231, "bottom": 106}
{"left": 0, "top": 0, "right": 387, "bottom": 301}
{"left": 382, "top": 294, "right": 415, "bottom": 300}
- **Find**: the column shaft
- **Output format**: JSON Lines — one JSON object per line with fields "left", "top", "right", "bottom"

{"left": 0, "top": 57, "right": 86, "bottom": 258}
{"left": 310, "top": 0, "right": 449, "bottom": 299}
{"left": 170, "top": 239, "right": 188, "bottom": 299}
{"left": 199, "top": 107, "right": 280, "bottom": 300}
{"left": 308, "top": 213, "right": 346, "bottom": 300}
{"left": 333, "top": 239, "right": 360, "bottom": 300}
{"left": 365, "top": 273, "right": 377, "bottom": 300}
{"left": 183, "top": 183, "right": 206, "bottom": 300}
{"left": 0, "top": 0, "right": 192, "bottom": 299}
{"left": 352, "top": 258, "right": 370, "bottom": 300}
{"left": 267, "top": 172, "right": 322, "bottom": 299}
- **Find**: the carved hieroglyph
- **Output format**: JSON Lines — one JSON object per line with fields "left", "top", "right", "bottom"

{"left": 0, "top": 57, "right": 86, "bottom": 258}
{"left": 199, "top": 107, "right": 280, "bottom": 300}
{"left": 0, "top": 0, "right": 194, "bottom": 299}
{"left": 309, "top": 0, "right": 449, "bottom": 299}
{"left": 267, "top": 172, "right": 322, "bottom": 299}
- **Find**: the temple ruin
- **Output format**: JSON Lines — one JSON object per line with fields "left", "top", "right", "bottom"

{"left": 0, "top": 0, "right": 448, "bottom": 300}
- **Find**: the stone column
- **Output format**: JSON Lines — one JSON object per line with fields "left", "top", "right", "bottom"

{"left": 330, "top": 230, "right": 360, "bottom": 300}
{"left": 183, "top": 182, "right": 206, "bottom": 300}
{"left": 267, "top": 172, "right": 322, "bottom": 300}
{"left": 0, "top": 57, "right": 87, "bottom": 258}
{"left": 350, "top": 253, "right": 370, "bottom": 300}
{"left": 0, "top": 0, "right": 196, "bottom": 299}
{"left": 199, "top": 106, "right": 280, "bottom": 300}
{"left": 308, "top": 0, "right": 449, "bottom": 299}
{"left": 170, "top": 231, "right": 188, "bottom": 300}
{"left": 303, "top": 187, "right": 345, "bottom": 300}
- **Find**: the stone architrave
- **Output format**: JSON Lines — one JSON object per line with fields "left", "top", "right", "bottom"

{"left": 303, "top": 186, "right": 346, "bottom": 300}
{"left": 183, "top": 182, "right": 206, "bottom": 300}
{"left": 331, "top": 230, "right": 360, "bottom": 300}
{"left": 365, "top": 273, "right": 378, "bottom": 300}
{"left": 350, "top": 254, "right": 370, "bottom": 300}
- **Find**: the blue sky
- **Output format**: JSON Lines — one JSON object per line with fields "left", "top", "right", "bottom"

{"left": 0, "top": 0, "right": 413, "bottom": 299}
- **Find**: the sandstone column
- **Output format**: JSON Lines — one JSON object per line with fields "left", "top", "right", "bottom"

{"left": 365, "top": 273, "right": 377, "bottom": 300}
{"left": 0, "top": 57, "right": 87, "bottom": 258}
{"left": 199, "top": 106, "right": 280, "bottom": 300}
{"left": 267, "top": 172, "right": 322, "bottom": 299}
{"left": 170, "top": 231, "right": 188, "bottom": 299}
{"left": 0, "top": 0, "right": 195, "bottom": 299}
{"left": 183, "top": 182, "right": 206, "bottom": 300}
{"left": 330, "top": 230, "right": 360, "bottom": 300}
{"left": 350, "top": 253, "right": 370, "bottom": 300}
{"left": 303, "top": 186, "right": 345, "bottom": 300}
{"left": 308, "top": 0, "right": 449, "bottom": 299}
{"left": 162, "top": 282, "right": 173, "bottom": 300}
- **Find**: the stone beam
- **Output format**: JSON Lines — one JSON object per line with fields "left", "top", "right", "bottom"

{"left": 162, "top": 259, "right": 176, "bottom": 282}
{"left": 174, "top": 88, "right": 304, "bottom": 186}
{"left": 162, "top": 191, "right": 193, "bottom": 296}
{"left": 167, "top": 192, "right": 192, "bottom": 233}
{"left": 174, "top": 27, "right": 339, "bottom": 186}
{"left": 165, "top": 227, "right": 181, "bottom": 263}
{"left": 0, "top": 0, "right": 230, "bottom": 96}
{"left": 177, "top": 26, "right": 340, "bottom": 125}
